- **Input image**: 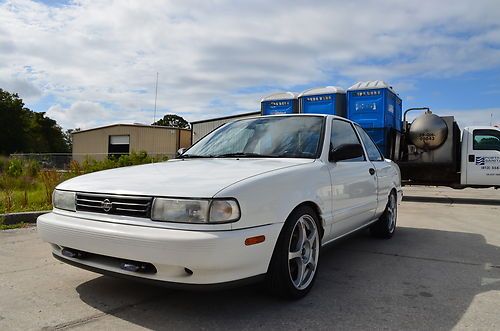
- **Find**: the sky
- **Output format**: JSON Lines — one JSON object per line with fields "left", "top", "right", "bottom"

{"left": 0, "top": 0, "right": 499, "bottom": 130}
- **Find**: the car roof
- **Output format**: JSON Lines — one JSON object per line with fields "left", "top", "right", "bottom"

{"left": 252, "top": 113, "right": 354, "bottom": 123}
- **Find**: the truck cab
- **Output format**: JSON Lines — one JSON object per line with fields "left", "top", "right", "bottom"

{"left": 460, "top": 126, "right": 500, "bottom": 187}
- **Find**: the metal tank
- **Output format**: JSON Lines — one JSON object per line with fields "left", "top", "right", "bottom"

{"left": 409, "top": 111, "right": 448, "bottom": 150}
{"left": 399, "top": 110, "right": 461, "bottom": 186}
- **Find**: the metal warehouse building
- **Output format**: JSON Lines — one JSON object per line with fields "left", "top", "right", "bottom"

{"left": 191, "top": 111, "right": 260, "bottom": 144}
{"left": 72, "top": 124, "right": 191, "bottom": 163}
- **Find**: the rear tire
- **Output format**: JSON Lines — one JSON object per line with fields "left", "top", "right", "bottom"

{"left": 370, "top": 191, "right": 397, "bottom": 239}
{"left": 266, "top": 206, "right": 321, "bottom": 299}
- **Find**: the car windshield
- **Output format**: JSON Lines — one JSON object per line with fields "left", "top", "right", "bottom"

{"left": 184, "top": 116, "right": 324, "bottom": 159}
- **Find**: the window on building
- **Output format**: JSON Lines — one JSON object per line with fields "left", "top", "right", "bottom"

{"left": 108, "top": 135, "right": 130, "bottom": 157}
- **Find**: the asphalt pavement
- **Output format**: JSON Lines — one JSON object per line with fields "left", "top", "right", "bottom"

{"left": 1, "top": 186, "right": 499, "bottom": 331}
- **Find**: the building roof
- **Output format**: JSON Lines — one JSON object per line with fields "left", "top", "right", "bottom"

{"left": 298, "top": 86, "right": 346, "bottom": 97}
{"left": 190, "top": 111, "right": 261, "bottom": 125}
{"left": 72, "top": 123, "right": 190, "bottom": 135}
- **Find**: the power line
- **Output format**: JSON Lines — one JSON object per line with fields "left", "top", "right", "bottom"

{"left": 153, "top": 72, "right": 159, "bottom": 124}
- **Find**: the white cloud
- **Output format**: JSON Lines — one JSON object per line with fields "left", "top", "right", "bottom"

{"left": 46, "top": 101, "right": 109, "bottom": 129}
{"left": 434, "top": 108, "right": 500, "bottom": 128}
{"left": 0, "top": 0, "right": 500, "bottom": 127}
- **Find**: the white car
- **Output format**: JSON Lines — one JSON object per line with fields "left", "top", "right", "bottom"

{"left": 38, "top": 114, "right": 402, "bottom": 299}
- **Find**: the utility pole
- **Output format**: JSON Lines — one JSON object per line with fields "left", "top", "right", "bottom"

{"left": 153, "top": 72, "right": 159, "bottom": 124}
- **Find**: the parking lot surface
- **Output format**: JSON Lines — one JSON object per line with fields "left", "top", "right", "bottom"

{"left": 1, "top": 187, "right": 499, "bottom": 331}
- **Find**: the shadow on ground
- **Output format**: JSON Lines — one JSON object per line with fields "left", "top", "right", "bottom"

{"left": 403, "top": 195, "right": 500, "bottom": 206}
{"left": 74, "top": 227, "right": 500, "bottom": 330}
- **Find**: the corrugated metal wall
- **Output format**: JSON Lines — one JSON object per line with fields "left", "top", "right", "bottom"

{"left": 72, "top": 125, "right": 191, "bottom": 162}
{"left": 179, "top": 130, "right": 191, "bottom": 149}
{"left": 191, "top": 112, "right": 260, "bottom": 144}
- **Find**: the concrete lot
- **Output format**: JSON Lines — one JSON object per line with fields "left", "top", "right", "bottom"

{"left": 1, "top": 187, "right": 499, "bottom": 331}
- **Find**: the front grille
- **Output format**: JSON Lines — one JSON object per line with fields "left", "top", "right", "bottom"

{"left": 75, "top": 192, "right": 153, "bottom": 218}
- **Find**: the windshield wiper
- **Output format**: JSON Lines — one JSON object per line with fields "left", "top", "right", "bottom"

{"left": 179, "top": 154, "right": 214, "bottom": 159}
{"left": 214, "top": 152, "right": 271, "bottom": 158}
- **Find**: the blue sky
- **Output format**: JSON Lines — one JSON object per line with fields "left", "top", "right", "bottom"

{"left": 1, "top": 0, "right": 499, "bottom": 129}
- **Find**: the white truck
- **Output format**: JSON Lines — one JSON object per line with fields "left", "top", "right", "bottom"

{"left": 459, "top": 126, "right": 500, "bottom": 187}
{"left": 396, "top": 110, "right": 500, "bottom": 189}
{"left": 38, "top": 114, "right": 402, "bottom": 299}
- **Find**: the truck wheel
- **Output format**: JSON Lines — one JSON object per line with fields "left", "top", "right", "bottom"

{"left": 370, "top": 191, "right": 397, "bottom": 239}
{"left": 266, "top": 206, "right": 321, "bottom": 299}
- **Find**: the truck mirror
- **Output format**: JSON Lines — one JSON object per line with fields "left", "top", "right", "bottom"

{"left": 329, "top": 144, "right": 364, "bottom": 162}
{"left": 177, "top": 148, "right": 187, "bottom": 157}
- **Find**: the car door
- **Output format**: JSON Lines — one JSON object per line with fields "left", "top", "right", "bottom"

{"left": 327, "top": 119, "right": 378, "bottom": 238}
{"left": 355, "top": 125, "right": 392, "bottom": 216}
{"left": 465, "top": 128, "right": 500, "bottom": 185}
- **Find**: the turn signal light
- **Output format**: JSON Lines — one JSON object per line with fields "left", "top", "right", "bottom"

{"left": 245, "top": 235, "right": 265, "bottom": 246}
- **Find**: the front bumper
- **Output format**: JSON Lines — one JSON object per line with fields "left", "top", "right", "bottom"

{"left": 37, "top": 212, "right": 282, "bottom": 285}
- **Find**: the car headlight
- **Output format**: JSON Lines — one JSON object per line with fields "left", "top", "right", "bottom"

{"left": 209, "top": 200, "right": 240, "bottom": 223}
{"left": 151, "top": 198, "right": 240, "bottom": 223}
{"left": 53, "top": 190, "right": 76, "bottom": 211}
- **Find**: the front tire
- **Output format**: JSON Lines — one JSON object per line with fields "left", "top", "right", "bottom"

{"left": 266, "top": 206, "right": 321, "bottom": 299}
{"left": 370, "top": 191, "right": 397, "bottom": 239}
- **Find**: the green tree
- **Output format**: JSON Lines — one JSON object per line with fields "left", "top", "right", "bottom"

{"left": 0, "top": 89, "right": 28, "bottom": 154}
{"left": 153, "top": 114, "right": 190, "bottom": 129}
{"left": 0, "top": 88, "right": 70, "bottom": 155}
{"left": 63, "top": 128, "right": 80, "bottom": 151}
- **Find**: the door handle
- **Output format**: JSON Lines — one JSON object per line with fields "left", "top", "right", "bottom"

{"left": 369, "top": 168, "right": 376, "bottom": 175}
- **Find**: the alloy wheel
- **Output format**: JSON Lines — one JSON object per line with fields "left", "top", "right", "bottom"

{"left": 288, "top": 214, "right": 320, "bottom": 290}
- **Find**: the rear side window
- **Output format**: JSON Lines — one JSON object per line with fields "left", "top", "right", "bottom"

{"left": 330, "top": 119, "right": 365, "bottom": 162}
{"left": 356, "top": 126, "right": 384, "bottom": 161}
{"left": 473, "top": 130, "right": 500, "bottom": 151}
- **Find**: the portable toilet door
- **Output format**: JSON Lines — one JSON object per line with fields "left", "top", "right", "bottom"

{"left": 260, "top": 92, "right": 299, "bottom": 115}
{"left": 298, "top": 86, "right": 346, "bottom": 117}
{"left": 346, "top": 80, "right": 403, "bottom": 132}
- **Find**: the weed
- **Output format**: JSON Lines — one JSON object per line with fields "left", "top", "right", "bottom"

{"left": 39, "top": 170, "right": 61, "bottom": 204}
{"left": 0, "top": 175, "right": 15, "bottom": 213}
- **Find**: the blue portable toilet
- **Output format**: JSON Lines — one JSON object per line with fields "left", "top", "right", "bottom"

{"left": 298, "top": 86, "right": 346, "bottom": 117}
{"left": 346, "top": 80, "right": 402, "bottom": 131}
{"left": 261, "top": 92, "right": 299, "bottom": 115}
{"left": 347, "top": 81, "right": 403, "bottom": 158}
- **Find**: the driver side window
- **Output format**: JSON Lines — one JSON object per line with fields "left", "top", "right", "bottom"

{"left": 330, "top": 120, "right": 365, "bottom": 162}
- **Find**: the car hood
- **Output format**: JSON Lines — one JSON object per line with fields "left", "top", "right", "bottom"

{"left": 57, "top": 158, "right": 314, "bottom": 197}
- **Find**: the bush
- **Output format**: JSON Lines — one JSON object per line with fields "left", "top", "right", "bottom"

{"left": 0, "top": 152, "right": 166, "bottom": 213}
{"left": 6, "top": 158, "right": 23, "bottom": 178}
{"left": 117, "top": 150, "right": 152, "bottom": 167}
{"left": 25, "top": 159, "right": 41, "bottom": 178}
{"left": 81, "top": 157, "right": 119, "bottom": 173}
{"left": 0, "top": 156, "right": 8, "bottom": 173}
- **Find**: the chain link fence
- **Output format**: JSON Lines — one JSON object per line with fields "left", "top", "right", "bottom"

{"left": 9, "top": 152, "right": 176, "bottom": 170}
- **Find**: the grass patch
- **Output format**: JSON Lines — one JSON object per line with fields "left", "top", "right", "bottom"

{"left": 0, "top": 222, "right": 32, "bottom": 230}
{"left": 0, "top": 215, "right": 32, "bottom": 230}
{"left": 1, "top": 151, "right": 168, "bottom": 214}
{"left": 0, "top": 182, "right": 52, "bottom": 214}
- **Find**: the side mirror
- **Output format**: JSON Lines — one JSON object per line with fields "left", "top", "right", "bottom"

{"left": 329, "top": 144, "right": 364, "bottom": 162}
{"left": 177, "top": 148, "right": 187, "bottom": 157}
